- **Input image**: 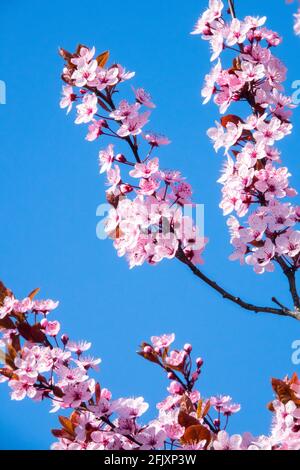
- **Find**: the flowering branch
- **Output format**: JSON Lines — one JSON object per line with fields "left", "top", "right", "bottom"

{"left": 176, "top": 246, "right": 296, "bottom": 318}
{"left": 58, "top": 23, "right": 300, "bottom": 321}
{"left": 192, "top": 0, "right": 300, "bottom": 317}
{"left": 1, "top": 281, "right": 300, "bottom": 450}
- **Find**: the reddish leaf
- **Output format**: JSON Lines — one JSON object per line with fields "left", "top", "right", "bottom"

{"left": 221, "top": 114, "right": 244, "bottom": 128}
{"left": 0, "top": 316, "right": 15, "bottom": 330}
{"left": 96, "top": 50, "right": 110, "bottom": 68}
{"left": 52, "top": 386, "right": 64, "bottom": 398}
{"left": 59, "top": 416, "right": 75, "bottom": 436}
{"left": 181, "top": 424, "right": 211, "bottom": 447}
{"left": 178, "top": 411, "right": 199, "bottom": 429}
{"left": 95, "top": 382, "right": 101, "bottom": 404}
{"left": 28, "top": 287, "right": 40, "bottom": 300}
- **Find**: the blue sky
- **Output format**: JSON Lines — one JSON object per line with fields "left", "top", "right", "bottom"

{"left": 0, "top": 0, "right": 300, "bottom": 449}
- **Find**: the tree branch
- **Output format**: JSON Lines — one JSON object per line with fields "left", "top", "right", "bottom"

{"left": 176, "top": 247, "right": 300, "bottom": 321}
{"left": 276, "top": 256, "right": 300, "bottom": 312}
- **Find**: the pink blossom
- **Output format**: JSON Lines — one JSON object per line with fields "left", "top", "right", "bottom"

{"left": 164, "top": 423, "right": 185, "bottom": 440}
{"left": 138, "top": 426, "right": 167, "bottom": 450}
{"left": 106, "top": 165, "right": 121, "bottom": 191}
{"left": 75, "top": 93, "right": 98, "bottom": 124}
{"left": 214, "top": 431, "right": 243, "bottom": 450}
{"left": 99, "top": 144, "right": 115, "bottom": 174}
{"left": 71, "top": 59, "right": 98, "bottom": 87}
{"left": 246, "top": 239, "right": 275, "bottom": 274}
{"left": 67, "top": 340, "right": 91, "bottom": 355}
{"left": 165, "top": 350, "right": 187, "bottom": 367}
{"left": 96, "top": 67, "right": 119, "bottom": 91}
{"left": 115, "top": 64, "right": 135, "bottom": 82}
{"left": 63, "top": 382, "right": 92, "bottom": 408}
{"left": 133, "top": 87, "right": 155, "bottom": 108}
{"left": 138, "top": 178, "right": 160, "bottom": 196}
{"left": 117, "top": 111, "right": 150, "bottom": 137}
{"left": 110, "top": 100, "right": 140, "bottom": 121}
{"left": 0, "top": 296, "right": 15, "bottom": 319}
{"left": 129, "top": 158, "right": 159, "bottom": 179}
{"left": 86, "top": 119, "right": 107, "bottom": 141}
{"left": 143, "top": 133, "right": 171, "bottom": 146}
{"left": 151, "top": 333, "right": 175, "bottom": 350}
{"left": 60, "top": 85, "right": 76, "bottom": 114}
{"left": 276, "top": 231, "right": 300, "bottom": 258}
{"left": 14, "top": 297, "right": 33, "bottom": 313}
{"left": 40, "top": 319, "right": 61, "bottom": 337}
{"left": 111, "top": 397, "right": 149, "bottom": 418}
{"left": 32, "top": 299, "right": 59, "bottom": 313}
{"left": 9, "top": 376, "right": 37, "bottom": 401}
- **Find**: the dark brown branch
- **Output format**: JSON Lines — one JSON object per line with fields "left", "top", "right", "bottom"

{"left": 228, "top": 0, "right": 236, "bottom": 18}
{"left": 276, "top": 257, "right": 300, "bottom": 312}
{"left": 176, "top": 247, "right": 300, "bottom": 321}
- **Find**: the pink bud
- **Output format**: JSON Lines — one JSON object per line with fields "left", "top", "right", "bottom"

{"left": 196, "top": 357, "right": 204, "bottom": 368}
{"left": 61, "top": 334, "right": 69, "bottom": 345}
{"left": 143, "top": 346, "right": 153, "bottom": 354}
{"left": 184, "top": 343, "right": 192, "bottom": 353}
{"left": 167, "top": 372, "right": 175, "bottom": 380}
{"left": 120, "top": 184, "right": 133, "bottom": 194}
{"left": 115, "top": 153, "right": 126, "bottom": 163}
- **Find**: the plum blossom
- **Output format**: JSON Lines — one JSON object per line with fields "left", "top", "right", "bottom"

{"left": 151, "top": 333, "right": 175, "bottom": 350}
{"left": 0, "top": 296, "right": 15, "bottom": 319}
{"left": 117, "top": 111, "right": 150, "bottom": 137}
{"left": 75, "top": 93, "right": 98, "bottom": 124}
{"left": 213, "top": 431, "right": 242, "bottom": 450}
{"left": 133, "top": 87, "right": 155, "bottom": 108}
{"left": 99, "top": 144, "right": 115, "bottom": 174}
{"left": 60, "top": 85, "right": 76, "bottom": 114}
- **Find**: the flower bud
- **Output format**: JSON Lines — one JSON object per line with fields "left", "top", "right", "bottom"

{"left": 61, "top": 334, "right": 69, "bottom": 346}
{"left": 184, "top": 343, "right": 192, "bottom": 353}
{"left": 115, "top": 153, "right": 126, "bottom": 163}
{"left": 196, "top": 357, "right": 204, "bottom": 368}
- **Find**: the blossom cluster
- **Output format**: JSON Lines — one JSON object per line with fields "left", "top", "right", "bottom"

{"left": 1, "top": 283, "right": 300, "bottom": 450}
{"left": 59, "top": 46, "right": 207, "bottom": 269}
{"left": 192, "top": 0, "right": 300, "bottom": 275}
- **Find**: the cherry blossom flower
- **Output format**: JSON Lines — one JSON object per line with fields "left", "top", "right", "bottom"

{"left": 67, "top": 340, "right": 91, "bottom": 355}
{"left": 117, "top": 111, "right": 150, "bottom": 137}
{"left": 9, "top": 376, "right": 37, "bottom": 401}
{"left": 0, "top": 296, "right": 15, "bottom": 319}
{"left": 86, "top": 119, "right": 107, "bottom": 141}
{"left": 143, "top": 133, "right": 171, "bottom": 146}
{"left": 133, "top": 87, "right": 156, "bottom": 108}
{"left": 63, "top": 382, "right": 92, "bottom": 408}
{"left": 213, "top": 431, "right": 242, "bottom": 450}
{"left": 40, "top": 319, "right": 61, "bottom": 337}
{"left": 99, "top": 144, "right": 115, "bottom": 174}
{"left": 150, "top": 333, "right": 175, "bottom": 350}
{"left": 75, "top": 93, "right": 98, "bottom": 124}
{"left": 60, "top": 85, "right": 76, "bottom": 114}
{"left": 71, "top": 59, "right": 98, "bottom": 88}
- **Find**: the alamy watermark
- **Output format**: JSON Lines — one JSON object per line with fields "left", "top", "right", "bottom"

{"left": 96, "top": 202, "right": 206, "bottom": 251}
{"left": 292, "top": 80, "right": 300, "bottom": 105}
{"left": 292, "top": 340, "right": 300, "bottom": 365}
{"left": 0, "top": 80, "right": 6, "bottom": 104}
